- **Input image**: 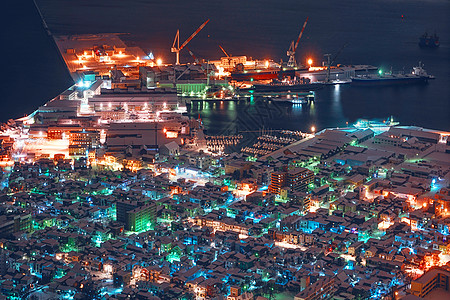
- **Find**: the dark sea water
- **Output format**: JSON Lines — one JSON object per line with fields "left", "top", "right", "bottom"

{"left": 3, "top": 0, "right": 449, "bottom": 133}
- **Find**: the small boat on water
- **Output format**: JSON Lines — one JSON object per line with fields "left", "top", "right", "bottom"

{"left": 251, "top": 78, "right": 324, "bottom": 92}
{"left": 270, "top": 94, "right": 307, "bottom": 104}
{"left": 419, "top": 32, "right": 440, "bottom": 48}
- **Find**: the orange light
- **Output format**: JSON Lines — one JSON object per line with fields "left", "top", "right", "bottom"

{"left": 157, "top": 58, "right": 162, "bottom": 66}
{"left": 166, "top": 131, "right": 178, "bottom": 139}
{"left": 264, "top": 60, "right": 269, "bottom": 68}
{"left": 307, "top": 58, "right": 313, "bottom": 66}
{"left": 163, "top": 128, "right": 167, "bottom": 133}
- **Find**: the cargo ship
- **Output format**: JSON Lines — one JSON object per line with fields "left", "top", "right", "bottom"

{"left": 230, "top": 64, "right": 299, "bottom": 81}
{"left": 351, "top": 63, "right": 434, "bottom": 86}
{"left": 250, "top": 78, "right": 324, "bottom": 92}
{"left": 419, "top": 32, "right": 440, "bottom": 48}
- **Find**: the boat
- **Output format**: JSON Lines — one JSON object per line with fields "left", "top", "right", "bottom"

{"left": 270, "top": 94, "right": 307, "bottom": 104}
{"left": 230, "top": 65, "right": 299, "bottom": 81}
{"left": 419, "top": 32, "right": 440, "bottom": 48}
{"left": 251, "top": 78, "right": 324, "bottom": 92}
{"left": 351, "top": 63, "right": 434, "bottom": 86}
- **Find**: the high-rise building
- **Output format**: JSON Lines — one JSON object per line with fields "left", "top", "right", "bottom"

{"left": 287, "top": 167, "right": 314, "bottom": 192}
{"left": 269, "top": 167, "right": 313, "bottom": 195}
{"left": 116, "top": 200, "right": 157, "bottom": 232}
{"left": 0, "top": 214, "right": 32, "bottom": 238}
{"left": 127, "top": 203, "right": 157, "bottom": 232}
{"left": 269, "top": 171, "right": 286, "bottom": 195}
{"left": 410, "top": 267, "right": 450, "bottom": 298}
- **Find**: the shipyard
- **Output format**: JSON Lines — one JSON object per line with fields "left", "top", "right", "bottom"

{"left": 1, "top": 1, "right": 449, "bottom": 300}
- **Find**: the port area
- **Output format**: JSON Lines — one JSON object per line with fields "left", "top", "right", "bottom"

{"left": 55, "top": 33, "right": 149, "bottom": 80}
{"left": 51, "top": 33, "right": 384, "bottom": 104}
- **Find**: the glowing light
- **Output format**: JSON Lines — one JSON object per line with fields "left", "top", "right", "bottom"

{"left": 165, "top": 131, "right": 178, "bottom": 138}
{"left": 378, "top": 69, "right": 383, "bottom": 75}
{"left": 307, "top": 58, "right": 313, "bottom": 66}
{"left": 264, "top": 60, "right": 269, "bottom": 68}
{"left": 156, "top": 58, "right": 162, "bottom": 66}
{"left": 308, "top": 66, "right": 326, "bottom": 71}
{"left": 311, "top": 126, "right": 316, "bottom": 133}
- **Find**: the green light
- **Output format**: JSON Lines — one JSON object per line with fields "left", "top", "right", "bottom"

{"left": 250, "top": 78, "right": 254, "bottom": 82}
{"left": 378, "top": 69, "right": 383, "bottom": 75}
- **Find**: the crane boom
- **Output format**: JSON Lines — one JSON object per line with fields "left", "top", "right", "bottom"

{"left": 172, "top": 30, "right": 179, "bottom": 50}
{"left": 326, "top": 43, "right": 348, "bottom": 82}
{"left": 294, "top": 17, "right": 309, "bottom": 52}
{"left": 180, "top": 19, "right": 210, "bottom": 51}
{"left": 185, "top": 46, "right": 200, "bottom": 64}
{"left": 219, "top": 45, "right": 230, "bottom": 57}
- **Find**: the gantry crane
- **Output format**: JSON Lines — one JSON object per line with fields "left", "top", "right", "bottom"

{"left": 287, "top": 17, "right": 309, "bottom": 68}
{"left": 171, "top": 19, "right": 210, "bottom": 65}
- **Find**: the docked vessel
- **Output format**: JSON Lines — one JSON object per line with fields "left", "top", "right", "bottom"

{"left": 419, "top": 32, "right": 440, "bottom": 48}
{"left": 270, "top": 94, "right": 307, "bottom": 104}
{"left": 351, "top": 63, "right": 434, "bottom": 86}
{"left": 251, "top": 78, "right": 324, "bottom": 92}
{"left": 230, "top": 64, "right": 299, "bottom": 81}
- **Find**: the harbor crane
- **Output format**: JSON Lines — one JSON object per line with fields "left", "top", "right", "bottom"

{"left": 287, "top": 17, "right": 309, "bottom": 68}
{"left": 185, "top": 46, "right": 215, "bottom": 85}
{"left": 171, "top": 19, "right": 210, "bottom": 65}
{"left": 324, "top": 42, "right": 348, "bottom": 82}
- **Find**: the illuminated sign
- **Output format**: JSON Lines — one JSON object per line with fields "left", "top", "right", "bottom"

{"left": 165, "top": 131, "right": 178, "bottom": 139}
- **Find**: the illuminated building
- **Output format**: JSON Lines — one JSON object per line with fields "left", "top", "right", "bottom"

{"left": 127, "top": 203, "right": 157, "bottom": 232}
{"left": 106, "top": 122, "right": 186, "bottom": 153}
{"left": 88, "top": 90, "right": 180, "bottom": 113}
{"left": 269, "top": 171, "right": 286, "bottom": 195}
{"left": 68, "top": 130, "right": 100, "bottom": 157}
{"left": 69, "top": 130, "right": 100, "bottom": 147}
{"left": 434, "top": 189, "right": 450, "bottom": 217}
{"left": 294, "top": 277, "right": 336, "bottom": 300}
{"left": 47, "top": 125, "right": 81, "bottom": 139}
{"left": 116, "top": 200, "right": 156, "bottom": 232}
{"left": 0, "top": 214, "right": 32, "bottom": 238}
{"left": 287, "top": 167, "right": 314, "bottom": 192}
{"left": 410, "top": 267, "right": 450, "bottom": 298}
{"left": 269, "top": 167, "right": 313, "bottom": 195}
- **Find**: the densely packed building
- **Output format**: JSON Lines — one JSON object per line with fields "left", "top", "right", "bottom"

{"left": 1, "top": 117, "right": 449, "bottom": 299}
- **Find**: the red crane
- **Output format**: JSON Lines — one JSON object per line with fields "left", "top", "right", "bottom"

{"left": 287, "top": 17, "right": 309, "bottom": 67}
{"left": 171, "top": 19, "right": 210, "bottom": 65}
